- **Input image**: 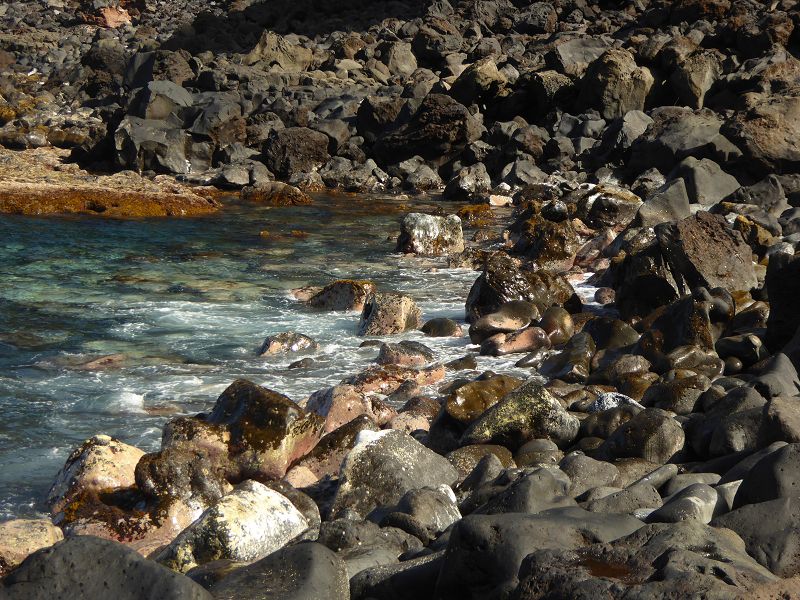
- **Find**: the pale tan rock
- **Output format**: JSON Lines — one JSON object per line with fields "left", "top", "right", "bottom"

{"left": 47, "top": 434, "right": 145, "bottom": 516}
{"left": 0, "top": 519, "right": 63, "bottom": 576}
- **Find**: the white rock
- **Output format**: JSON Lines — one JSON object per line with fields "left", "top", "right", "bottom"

{"left": 156, "top": 480, "right": 309, "bottom": 573}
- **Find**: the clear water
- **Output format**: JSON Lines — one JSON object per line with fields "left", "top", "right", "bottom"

{"left": 0, "top": 193, "right": 538, "bottom": 520}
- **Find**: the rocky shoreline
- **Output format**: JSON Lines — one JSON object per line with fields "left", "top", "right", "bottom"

{"left": 4, "top": 0, "right": 800, "bottom": 598}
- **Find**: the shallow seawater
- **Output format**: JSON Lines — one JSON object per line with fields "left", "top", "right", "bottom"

{"left": 0, "top": 193, "right": 542, "bottom": 520}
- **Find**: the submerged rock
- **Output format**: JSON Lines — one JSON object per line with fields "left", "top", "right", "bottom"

{"left": 258, "top": 332, "right": 318, "bottom": 355}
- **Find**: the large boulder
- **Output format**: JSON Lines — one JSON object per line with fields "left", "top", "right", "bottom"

{"left": 611, "top": 212, "right": 757, "bottom": 320}
{"left": 136, "top": 380, "right": 323, "bottom": 505}
{"left": 210, "top": 542, "right": 348, "bottom": 600}
{"left": 722, "top": 93, "right": 800, "bottom": 178}
{"left": 511, "top": 215, "right": 581, "bottom": 273}
{"left": 578, "top": 49, "right": 654, "bottom": 120}
{"left": 156, "top": 481, "right": 309, "bottom": 573}
{"left": 411, "top": 18, "right": 463, "bottom": 66}
{"left": 629, "top": 107, "right": 735, "bottom": 174}
{"left": 288, "top": 415, "right": 379, "bottom": 482}
{"left": 435, "top": 508, "right": 643, "bottom": 600}
{"left": 515, "top": 2, "right": 558, "bottom": 34}
{"left": 443, "top": 164, "right": 492, "bottom": 202}
{"left": 357, "top": 292, "right": 423, "bottom": 336}
{"left": 114, "top": 117, "right": 197, "bottom": 175}
{"left": 733, "top": 443, "right": 800, "bottom": 508}
{"left": 600, "top": 408, "right": 685, "bottom": 464}
{"left": 129, "top": 80, "right": 193, "bottom": 121}
{"left": 262, "top": 127, "right": 330, "bottom": 178}
{"left": 330, "top": 429, "right": 458, "bottom": 518}
{"left": 713, "top": 497, "right": 800, "bottom": 578}
{"left": 465, "top": 253, "right": 577, "bottom": 322}
{"left": 396, "top": 213, "right": 465, "bottom": 256}
{"left": 1, "top": 536, "right": 211, "bottom": 600}
{"left": 654, "top": 211, "right": 757, "bottom": 294}
{"left": 460, "top": 379, "right": 580, "bottom": 450}
{"left": 47, "top": 434, "right": 145, "bottom": 517}
{"left": 449, "top": 58, "right": 507, "bottom": 107}
{"left": 373, "top": 94, "right": 482, "bottom": 166}
{"left": 548, "top": 37, "right": 610, "bottom": 77}
{"left": 513, "top": 520, "right": 778, "bottom": 598}
{"left": 667, "top": 157, "right": 740, "bottom": 206}
{"left": 376, "top": 40, "right": 417, "bottom": 77}
{"left": 445, "top": 375, "right": 524, "bottom": 424}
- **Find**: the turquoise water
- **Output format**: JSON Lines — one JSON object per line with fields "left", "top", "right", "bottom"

{"left": 0, "top": 193, "right": 500, "bottom": 519}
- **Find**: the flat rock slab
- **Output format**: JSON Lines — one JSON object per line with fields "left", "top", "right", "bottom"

{"left": 0, "top": 148, "right": 220, "bottom": 217}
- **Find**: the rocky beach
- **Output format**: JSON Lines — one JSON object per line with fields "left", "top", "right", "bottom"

{"left": 3, "top": 0, "right": 800, "bottom": 598}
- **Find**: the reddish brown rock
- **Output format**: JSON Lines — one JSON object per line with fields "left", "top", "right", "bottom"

{"left": 305, "top": 384, "right": 397, "bottom": 433}
{"left": 343, "top": 364, "right": 446, "bottom": 395}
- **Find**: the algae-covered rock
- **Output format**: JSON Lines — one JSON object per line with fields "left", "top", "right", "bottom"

{"left": 460, "top": 379, "right": 580, "bottom": 450}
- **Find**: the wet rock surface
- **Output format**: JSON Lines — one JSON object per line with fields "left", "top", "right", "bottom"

{"left": 7, "top": 0, "right": 800, "bottom": 597}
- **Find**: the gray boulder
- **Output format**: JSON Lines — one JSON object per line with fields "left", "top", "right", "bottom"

{"left": 435, "top": 508, "right": 643, "bottom": 600}
{"left": 2, "top": 536, "right": 211, "bottom": 600}
{"left": 330, "top": 430, "right": 458, "bottom": 519}
{"left": 210, "top": 543, "right": 348, "bottom": 600}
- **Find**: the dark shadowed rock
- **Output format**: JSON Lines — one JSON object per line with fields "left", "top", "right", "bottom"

{"left": 1, "top": 536, "right": 211, "bottom": 600}
{"left": 263, "top": 127, "right": 330, "bottom": 178}
{"left": 578, "top": 49, "right": 654, "bottom": 120}
{"left": 465, "top": 253, "right": 577, "bottom": 322}
{"left": 600, "top": 408, "right": 685, "bottom": 464}
{"left": 713, "top": 497, "right": 800, "bottom": 578}
{"left": 513, "top": 520, "right": 778, "bottom": 599}
{"left": 373, "top": 94, "right": 482, "bottom": 166}
{"left": 435, "top": 508, "right": 643, "bottom": 600}
{"left": 723, "top": 94, "right": 800, "bottom": 178}
{"left": 765, "top": 253, "right": 800, "bottom": 350}
{"left": 210, "top": 542, "right": 348, "bottom": 600}
{"left": 733, "top": 443, "right": 800, "bottom": 508}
